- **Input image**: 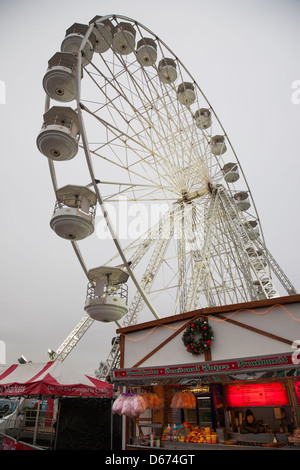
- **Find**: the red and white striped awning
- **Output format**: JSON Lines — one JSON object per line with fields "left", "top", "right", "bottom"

{"left": 0, "top": 361, "right": 112, "bottom": 398}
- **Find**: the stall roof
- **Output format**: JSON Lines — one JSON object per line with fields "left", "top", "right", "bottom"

{"left": 116, "top": 294, "right": 300, "bottom": 335}
{"left": 0, "top": 361, "right": 113, "bottom": 398}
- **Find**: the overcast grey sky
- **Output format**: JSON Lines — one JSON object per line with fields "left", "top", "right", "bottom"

{"left": 0, "top": 0, "right": 299, "bottom": 376}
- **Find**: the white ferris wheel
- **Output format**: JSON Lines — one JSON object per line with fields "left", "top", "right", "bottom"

{"left": 37, "top": 15, "right": 297, "bottom": 378}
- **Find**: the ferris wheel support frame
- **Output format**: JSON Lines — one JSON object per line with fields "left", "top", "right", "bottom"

{"left": 255, "top": 239, "right": 297, "bottom": 296}
{"left": 217, "top": 187, "right": 269, "bottom": 298}
{"left": 185, "top": 189, "right": 220, "bottom": 312}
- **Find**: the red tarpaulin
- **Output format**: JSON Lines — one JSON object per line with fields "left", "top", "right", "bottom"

{"left": 1, "top": 436, "right": 37, "bottom": 450}
{"left": 0, "top": 361, "right": 112, "bottom": 398}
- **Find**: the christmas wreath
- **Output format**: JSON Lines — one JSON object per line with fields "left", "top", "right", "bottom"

{"left": 182, "top": 319, "right": 214, "bottom": 356}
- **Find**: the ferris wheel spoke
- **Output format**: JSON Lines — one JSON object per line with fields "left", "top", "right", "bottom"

{"left": 81, "top": 102, "right": 182, "bottom": 196}
{"left": 86, "top": 58, "right": 176, "bottom": 160}
{"left": 93, "top": 179, "right": 173, "bottom": 203}
{"left": 122, "top": 235, "right": 173, "bottom": 327}
{"left": 85, "top": 48, "right": 213, "bottom": 196}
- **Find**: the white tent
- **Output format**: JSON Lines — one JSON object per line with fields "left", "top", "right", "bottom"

{"left": 0, "top": 361, "right": 114, "bottom": 450}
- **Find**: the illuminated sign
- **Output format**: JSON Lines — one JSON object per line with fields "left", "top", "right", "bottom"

{"left": 113, "top": 353, "right": 295, "bottom": 381}
{"left": 224, "top": 382, "right": 290, "bottom": 407}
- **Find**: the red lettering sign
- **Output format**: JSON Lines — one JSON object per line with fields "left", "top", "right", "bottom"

{"left": 113, "top": 353, "right": 295, "bottom": 381}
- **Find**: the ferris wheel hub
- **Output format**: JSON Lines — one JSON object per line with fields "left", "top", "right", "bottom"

{"left": 177, "top": 188, "right": 209, "bottom": 204}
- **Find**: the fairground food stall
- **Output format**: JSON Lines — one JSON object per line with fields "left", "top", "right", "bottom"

{"left": 112, "top": 295, "right": 300, "bottom": 450}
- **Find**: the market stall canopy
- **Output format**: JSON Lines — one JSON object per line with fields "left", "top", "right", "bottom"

{"left": 0, "top": 361, "right": 113, "bottom": 398}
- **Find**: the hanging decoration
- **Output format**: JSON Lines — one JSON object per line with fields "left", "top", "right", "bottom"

{"left": 140, "top": 391, "right": 164, "bottom": 411}
{"left": 170, "top": 391, "right": 196, "bottom": 409}
{"left": 182, "top": 319, "right": 214, "bottom": 356}
{"left": 112, "top": 391, "right": 164, "bottom": 418}
{"left": 112, "top": 393, "right": 147, "bottom": 418}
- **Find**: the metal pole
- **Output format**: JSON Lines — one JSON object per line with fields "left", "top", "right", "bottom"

{"left": 110, "top": 398, "right": 113, "bottom": 450}
{"left": 33, "top": 398, "right": 42, "bottom": 446}
{"left": 53, "top": 398, "right": 61, "bottom": 450}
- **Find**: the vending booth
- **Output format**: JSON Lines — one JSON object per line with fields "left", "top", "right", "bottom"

{"left": 112, "top": 295, "right": 300, "bottom": 450}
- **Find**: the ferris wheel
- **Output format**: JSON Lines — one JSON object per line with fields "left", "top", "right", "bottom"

{"left": 37, "top": 15, "right": 296, "bottom": 377}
